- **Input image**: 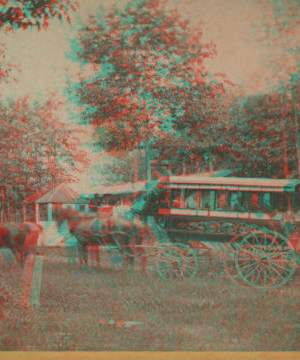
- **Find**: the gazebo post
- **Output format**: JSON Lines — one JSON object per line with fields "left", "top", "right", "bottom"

{"left": 48, "top": 203, "right": 52, "bottom": 222}
{"left": 34, "top": 203, "right": 39, "bottom": 223}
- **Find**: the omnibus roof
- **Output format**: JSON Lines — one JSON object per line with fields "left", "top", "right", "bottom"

{"left": 160, "top": 176, "right": 300, "bottom": 192}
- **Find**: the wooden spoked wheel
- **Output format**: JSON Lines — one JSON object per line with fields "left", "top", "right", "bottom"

{"left": 156, "top": 244, "right": 186, "bottom": 280}
{"left": 188, "top": 242, "right": 212, "bottom": 277}
{"left": 174, "top": 243, "right": 198, "bottom": 279}
{"left": 145, "top": 244, "right": 162, "bottom": 280}
{"left": 223, "top": 230, "right": 297, "bottom": 289}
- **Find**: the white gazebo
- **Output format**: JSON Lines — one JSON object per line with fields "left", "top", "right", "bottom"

{"left": 23, "top": 183, "right": 89, "bottom": 246}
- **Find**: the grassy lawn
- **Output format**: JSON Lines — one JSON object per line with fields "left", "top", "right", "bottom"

{"left": 0, "top": 254, "right": 300, "bottom": 351}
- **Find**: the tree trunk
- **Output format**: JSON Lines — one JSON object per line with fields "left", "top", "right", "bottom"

{"left": 145, "top": 141, "right": 151, "bottom": 200}
{"left": 133, "top": 151, "right": 138, "bottom": 200}
{"left": 196, "top": 160, "right": 200, "bottom": 175}
{"left": 281, "top": 116, "right": 289, "bottom": 179}
{"left": 169, "top": 162, "right": 172, "bottom": 177}
{"left": 133, "top": 154, "right": 138, "bottom": 183}
{"left": 180, "top": 160, "right": 186, "bottom": 208}
{"left": 295, "top": 104, "right": 300, "bottom": 179}
{"left": 209, "top": 154, "right": 213, "bottom": 172}
{"left": 7, "top": 201, "right": 10, "bottom": 222}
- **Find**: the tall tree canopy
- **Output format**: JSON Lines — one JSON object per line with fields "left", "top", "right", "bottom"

{"left": 73, "top": 0, "right": 222, "bottom": 159}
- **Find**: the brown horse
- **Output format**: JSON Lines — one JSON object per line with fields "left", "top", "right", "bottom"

{"left": 52, "top": 207, "right": 156, "bottom": 270}
{"left": 0, "top": 222, "right": 43, "bottom": 266}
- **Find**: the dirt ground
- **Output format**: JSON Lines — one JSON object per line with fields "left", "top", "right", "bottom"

{"left": 0, "top": 252, "right": 300, "bottom": 351}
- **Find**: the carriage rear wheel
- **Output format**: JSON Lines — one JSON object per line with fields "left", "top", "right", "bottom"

{"left": 223, "top": 230, "right": 297, "bottom": 289}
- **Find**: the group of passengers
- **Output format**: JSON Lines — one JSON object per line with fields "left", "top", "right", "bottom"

{"left": 218, "top": 192, "right": 272, "bottom": 213}
{"left": 173, "top": 191, "right": 273, "bottom": 213}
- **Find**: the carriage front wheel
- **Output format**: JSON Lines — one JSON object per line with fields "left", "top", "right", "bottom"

{"left": 157, "top": 244, "right": 187, "bottom": 280}
{"left": 223, "top": 230, "right": 297, "bottom": 290}
{"left": 146, "top": 243, "right": 198, "bottom": 280}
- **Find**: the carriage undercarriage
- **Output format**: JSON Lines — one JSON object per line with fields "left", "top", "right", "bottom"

{"left": 39, "top": 223, "right": 299, "bottom": 290}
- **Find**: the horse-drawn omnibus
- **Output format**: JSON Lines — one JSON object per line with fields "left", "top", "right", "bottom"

{"left": 144, "top": 175, "right": 300, "bottom": 289}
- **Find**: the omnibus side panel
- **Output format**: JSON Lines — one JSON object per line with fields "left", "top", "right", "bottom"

{"left": 156, "top": 215, "right": 283, "bottom": 243}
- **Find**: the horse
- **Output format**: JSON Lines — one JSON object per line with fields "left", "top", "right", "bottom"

{"left": 52, "top": 206, "right": 157, "bottom": 271}
{"left": 0, "top": 222, "right": 43, "bottom": 267}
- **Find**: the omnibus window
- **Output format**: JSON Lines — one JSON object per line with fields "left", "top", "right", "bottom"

{"left": 247, "top": 192, "right": 260, "bottom": 212}
{"left": 171, "top": 189, "right": 181, "bottom": 208}
{"left": 245, "top": 192, "right": 273, "bottom": 213}
{"left": 291, "top": 192, "right": 300, "bottom": 211}
{"left": 259, "top": 192, "right": 273, "bottom": 213}
{"left": 186, "top": 189, "right": 200, "bottom": 209}
{"left": 273, "top": 193, "right": 289, "bottom": 212}
{"left": 216, "top": 191, "right": 230, "bottom": 210}
{"left": 201, "top": 190, "right": 211, "bottom": 210}
{"left": 230, "top": 191, "right": 247, "bottom": 212}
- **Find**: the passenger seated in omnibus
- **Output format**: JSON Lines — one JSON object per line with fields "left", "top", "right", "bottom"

{"left": 172, "top": 194, "right": 181, "bottom": 208}
{"left": 261, "top": 193, "right": 272, "bottom": 213}
{"left": 201, "top": 191, "right": 210, "bottom": 210}
{"left": 186, "top": 191, "right": 197, "bottom": 209}
{"left": 218, "top": 192, "right": 230, "bottom": 210}
{"left": 230, "top": 192, "right": 247, "bottom": 212}
{"left": 249, "top": 193, "right": 260, "bottom": 212}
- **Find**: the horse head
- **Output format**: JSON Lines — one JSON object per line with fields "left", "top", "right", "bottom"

{"left": 52, "top": 207, "right": 83, "bottom": 229}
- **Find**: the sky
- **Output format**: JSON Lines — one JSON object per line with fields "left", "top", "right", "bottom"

{"left": 0, "top": 0, "right": 278, "bottom": 100}
{"left": 0, "top": 0, "right": 296, "bottom": 194}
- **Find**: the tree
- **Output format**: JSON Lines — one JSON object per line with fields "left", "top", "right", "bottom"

{"left": 73, "top": 0, "right": 221, "bottom": 178}
{"left": 0, "top": 97, "right": 89, "bottom": 221}
{"left": 0, "top": 0, "right": 78, "bottom": 30}
{"left": 223, "top": 89, "right": 299, "bottom": 178}
{"left": 244, "top": 0, "right": 300, "bottom": 179}
{"left": 87, "top": 150, "right": 146, "bottom": 186}
{"left": 0, "top": 0, "right": 82, "bottom": 221}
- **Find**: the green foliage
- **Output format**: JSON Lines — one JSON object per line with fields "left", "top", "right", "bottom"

{"left": 88, "top": 150, "right": 146, "bottom": 186}
{"left": 0, "top": 0, "right": 78, "bottom": 30}
{"left": 0, "top": 97, "right": 88, "bottom": 210}
{"left": 73, "top": 0, "right": 220, "bottom": 155}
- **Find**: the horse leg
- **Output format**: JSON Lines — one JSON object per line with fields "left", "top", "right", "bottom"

{"left": 78, "top": 246, "right": 84, "bottom": 266}
{"left": 137, "top": 241, "right": 146, "bottom": 273}
{"left": 10, "top": 247, "right": 24, "bottom": 267}
{"left": 123, "top": 235, "right": 134, "bottom": 272}
{"left": 20, "top": 250, "right": 27, "bottom": 268}
{"left": 96, "top": 246, "right": 100, "bottom": 268}
{"left": 133, "top": 236, "right": 147, "bottom": 273}
{"left": 83, "top": 246, "right": 88, "bottom": 266}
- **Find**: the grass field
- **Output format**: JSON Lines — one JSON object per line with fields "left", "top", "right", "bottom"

{"left": 0, "top": 253, "right": 300, "bottom": 351}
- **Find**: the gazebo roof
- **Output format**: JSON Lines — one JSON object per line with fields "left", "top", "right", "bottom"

{"left": 23, "top": 183, "right": 81, "bottom": 204}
